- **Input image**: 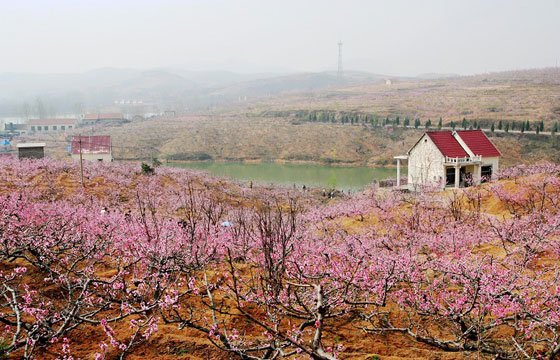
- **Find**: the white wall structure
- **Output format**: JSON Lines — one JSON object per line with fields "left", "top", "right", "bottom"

{"left": 407, "top": 134, "right": 445, "bottom": 190}
{"left": 71, "top": 153, "right": 112, "bottom": 162}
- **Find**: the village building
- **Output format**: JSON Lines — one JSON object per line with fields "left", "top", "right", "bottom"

{"left": 28, "top": 118, "right": 76, "bottom": 132}
{"left": 71, "top": 136, "right": 112, "bottom": 162}
{"left": 4, "top": 122, "right": 28, "bottom": 135}
{"left": 395, "top": 130, "right": 501, "bottom": 190}
{"left": 81, "top": 113, "right": 125, "bottom": 125}
{"left": 17, "top": 143, "right": 45, "bottom": 159}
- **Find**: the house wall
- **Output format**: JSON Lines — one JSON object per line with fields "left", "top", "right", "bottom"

{"left": 29, "top": 123, "right": 75, "bottom": 132}
{"left": 407, "top": 134, "right": 445, "bottom": 190}
{"left": 71, "top": 153, "right": 113, "bottom": 162}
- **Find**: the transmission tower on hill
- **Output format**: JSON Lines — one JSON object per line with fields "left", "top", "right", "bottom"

{"left": 337, "top": 41, "right": 343, "bottom": 80}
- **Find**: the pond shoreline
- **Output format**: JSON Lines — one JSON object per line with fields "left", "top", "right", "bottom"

{"left": 167, "top": 161, "right": 406, "bottom": 191}
{"left": 163, "top": 158, "right": 405, "bottom": 169}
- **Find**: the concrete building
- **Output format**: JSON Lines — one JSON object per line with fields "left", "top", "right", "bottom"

{"left": 395, "top": 130, "right": 501, "bottom": 190}
{"left": 28, "top": 118, "right": 76, "bottom": 132}
{"left": 17, "top": 143, "right": 45, "bottom": 159}
{"left": 4, "top": 123, "right": 28, "bottom": 135}
{"left": 81, "top": 113, "right": 124, "bottom": 125}
{"left": 71, "top": 136, "right": 112, "bottom": 162}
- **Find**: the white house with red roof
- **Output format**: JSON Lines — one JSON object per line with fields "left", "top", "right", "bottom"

{"left": 71, "top": 135, "right": 112, "bottom": 162}
{"left": 395, "top": 130, "right": 501, "bottom": 190}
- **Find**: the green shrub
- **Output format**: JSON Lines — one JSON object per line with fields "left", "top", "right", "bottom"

{"left": 141, "top": 162, "right": 155, "bottom": 175}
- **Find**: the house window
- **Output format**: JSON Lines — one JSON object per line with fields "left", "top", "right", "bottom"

{"left": 481, "top": 165, "right": 493, "bottom": 183}
{"left": 44, "top": 126, "right": 49, "bottom": 131}
{"left": 37, "top": 126, "right": 42, "bottom": 131}
{"left": 61, "top": 126, "right": 65, "bottom": 130}
{"left": 31, "top": 126, "right": 36, "bottom": 131}
{"left": 53, "top": 126, "right": 57, "bottom": 130}
{"left": 68, "top": 126, "right": 72, "bottom": 129}
{"left": 446, "top": 167, "right": 455, "bottom": 186}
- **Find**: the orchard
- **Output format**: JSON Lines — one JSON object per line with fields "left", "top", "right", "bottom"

{"left": 1, "top": 157, "right": 560, "bottom": 359}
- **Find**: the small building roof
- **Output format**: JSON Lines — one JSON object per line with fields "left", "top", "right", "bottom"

{"left": 455, "top": 130, "right": 501, "bottom": 157}
{"left": 425, "top": 131, "right": 469, "bottom": 158}
{"left": 17, "top": 143, "right": 46, "bottom": 148}
{"left": 29, "top": 118, "right": 76, "bottom": 126}
{"left": 83, "top": 113, "right": 123, "bottom": 120}
{"left": 71, "top": 136, "right": 111, "bottom": 155}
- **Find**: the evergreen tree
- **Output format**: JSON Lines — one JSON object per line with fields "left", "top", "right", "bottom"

{"left": 477, "top": 123, "right": 481, "bottom": 130}
{"left": 536, "top": 126, "right": 540, "bottom": 135}
{"left": 395, "top": 116, "right": 400, "bottom": 126}
{"left": 521, "top": 122, "right": 526, "bottom": 133}
{"left": 491, "top": 123, "right": 495, "bottom": 133}
{"left": 462, "top": 117, "right": 468, "bottom": 130}
{"left": 505, "top": 122, "right": 510, "bottom": 133}
{"left": 450, "top": 121, "right": 456, "bottom": 130}
{"left": 539, "top": 120, "right": 545, "bottom": 132}
{"left": 414, "top": 119, "right": 420, "bottom": 129}
{"left": 438, "top": 117, "right": 442, "bottom": 129}
{"left": 525, "top": 120, "right": 531, "bottom": 131}
{"left": 553, "top": 122, "right": 559, "bottom": 133}
{"left": 511, "top": 121, "right": 516, "bottom": 130}
{"left": 473, "top": 120, "right": 478, "bottom": 129}
{"left": 425, "top": 119, "right": 432, "bottom": 129}
{"left": 498, "top": 120, "right": 503, "bottom": 130}
{"left": 404, "top": 118, "right": 410, "bottom": 127}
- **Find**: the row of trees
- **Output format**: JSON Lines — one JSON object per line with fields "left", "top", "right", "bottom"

{"left": 268, "top": 109, "right": 558, "bottom": 134}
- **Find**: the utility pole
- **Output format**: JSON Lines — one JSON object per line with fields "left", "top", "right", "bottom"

{"left": 337, "top": 41, "right": 343, "bottom": 80}
{"left": 78, "top": 135, "right": 84, "bottom": 187}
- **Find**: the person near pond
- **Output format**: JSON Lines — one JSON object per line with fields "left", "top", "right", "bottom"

{"left": 322, "top": 189, "right": 326, "bottom": 197}
{"left": 249, "top": 181, "right": 253, "bottom": 189}
{"left": 302, "top": 185, "right": 306, "bottom": 191}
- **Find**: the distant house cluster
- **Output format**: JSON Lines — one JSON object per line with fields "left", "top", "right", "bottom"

{"left": 396, "top": 130, "right": 501, "bottom": 190}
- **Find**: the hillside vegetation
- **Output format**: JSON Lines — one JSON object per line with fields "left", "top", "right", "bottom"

{"left": 22, "top": 68, "right": 560, "bottom": 167}
{"left": 253, "top": 68, "right": 560, "bottom": 127}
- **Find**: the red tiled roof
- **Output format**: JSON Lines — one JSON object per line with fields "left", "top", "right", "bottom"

{"left": 456, "top": 130, "right": 501, "bottom": 157}
{"left": 71, "top": 136, "right": 111, "bottom": 155}
{"left": 425, "top": 131, "right": 469, "bottom": 158}
{"left": 29, "top": 118, "right": 76, "bottom": 126}
{"left": 83, "top": 113, "right": 123, "bottom": 120}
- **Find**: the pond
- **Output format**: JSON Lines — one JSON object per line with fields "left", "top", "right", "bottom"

{"left": 169, "top": 162, "right": 404, "bottom": 191}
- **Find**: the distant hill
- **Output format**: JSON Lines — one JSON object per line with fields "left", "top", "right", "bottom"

{"left": 0, "top": 68, "right": 394, "bottom": 116}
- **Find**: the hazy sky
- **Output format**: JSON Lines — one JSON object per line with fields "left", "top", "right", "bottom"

{"left": 1, "top": 0, "right": 559, "bottom": 76}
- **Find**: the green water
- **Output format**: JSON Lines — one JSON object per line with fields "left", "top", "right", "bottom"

{"left": 169, "top": 162, "right": 404, "bottom": 191}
